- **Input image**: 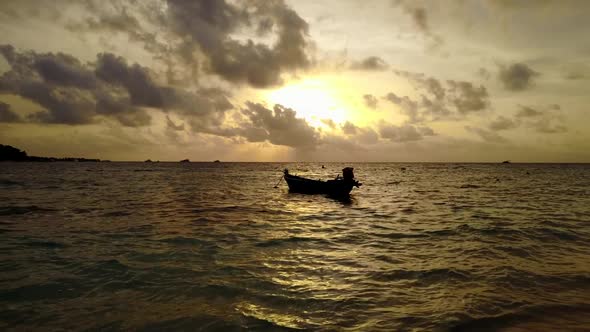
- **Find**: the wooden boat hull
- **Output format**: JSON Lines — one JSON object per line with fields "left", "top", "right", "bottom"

{"left": 284, "top": 174, "right": 356, "bottom": 196}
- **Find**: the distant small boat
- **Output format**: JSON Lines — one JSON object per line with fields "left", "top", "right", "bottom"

{"left": 144, "top": 159, "right": 152, "bottom": 163}
{"left": 283, "top": 167, "right": 362, "bottom": 197}
{"left": 213, "top": 160, "right": 221, "bottom": 163}
{"left": 502, "top": 160, "right": 511, "bottom": 164}
{"left": 180, "top": 159, "right": 190, "bottom": 163}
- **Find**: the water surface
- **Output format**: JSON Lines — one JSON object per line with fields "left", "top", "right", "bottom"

{"left": 1, "top": 162, "right": 589, "bottom": 331}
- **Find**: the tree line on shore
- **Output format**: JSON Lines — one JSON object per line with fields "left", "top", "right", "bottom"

{"left": 0, "top": 144, "right": 102, "bottom": 162}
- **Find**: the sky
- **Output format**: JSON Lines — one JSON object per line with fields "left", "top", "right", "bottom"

{"left": 0, "top": 0, "right": 589, "bottom": 162}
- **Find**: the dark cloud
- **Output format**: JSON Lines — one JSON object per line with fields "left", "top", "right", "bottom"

{"left": 23, "top": 85, "right": 97, "bottom": 125}
{"left": 446, "top": 80, "right": 489, "bottom": 114}
{"left": 95, "top": 53, "right": 166, "bottom": 108}
{"left": 383, "top": 92, "right": 421, "bottom": 123}
{"left": 0, "top": 45, "right": 233, "bottom": 128}
{"left": 340, "top": 121, "right": 379, "bottom": 144}
{"left": 498, "top": 63, "right": 539, "bottom": 91}
{"left": 489, "top": 116, "right": 518, "bottom": 131}
{"left": 60, "top": 0, "right": 313, "bottom": 88}
{"left": 408, "top": 7, "right": 428, "bottom": 32}
{"left": 392, "top": 1, "right": 444, "bottom": 51}
{"left": 350, "top": 56, "right": 389, "bottom": 71}
{"left": 34, "top": 54, "right": 98, "bottom": 89}
{"left": 394, "top": 73, "right": 452, "bottom": 120}
{"left": 0, "top": 101, "right": 22, "bottom": 122}
{"left": 163, "top": 0, "right": 311, "bottom": 87}
{"left": 363, "top": 94, "right": 378, "bottom": 109}
{"left": 424, "top": 77, "right": 445, "bottom": 101}
{"left": 379, "top": 122, "right": 435, "bottom": 142}
{"left": 66, "top": 6, "right": 143, "bottom": 38}
{"left": 385, "top": 72, "right": 489, "bottom": 122}
{"left": 240, "top": 102, "right": 319, "bottom": 148}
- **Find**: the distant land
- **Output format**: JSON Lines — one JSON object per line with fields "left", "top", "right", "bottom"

{"left": 0, "top": 144, "right": 102, "bottom": 162}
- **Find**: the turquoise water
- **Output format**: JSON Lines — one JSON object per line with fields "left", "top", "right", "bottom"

{"left": 1, "top": 162, "right": 589, "bottom": 331}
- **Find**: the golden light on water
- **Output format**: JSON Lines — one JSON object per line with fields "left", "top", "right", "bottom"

{"left": 266, "top": 78, "right": 353, "bottom": 129}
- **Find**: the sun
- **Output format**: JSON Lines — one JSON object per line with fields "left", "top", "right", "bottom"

{"left": 266, "top": 78, "right": 351, "bottom": 129}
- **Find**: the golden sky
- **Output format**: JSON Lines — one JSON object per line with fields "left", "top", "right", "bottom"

{"left": 0, "top": 0, "right": 589, "bottom": 161}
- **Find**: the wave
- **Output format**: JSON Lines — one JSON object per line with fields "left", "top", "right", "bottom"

{"left": 0, "top": 178, "right": 24, "bottom": 186}
{"left": 0, "top": 205, "right": 56, "bottom": 216}
{"left": 157, "top": 236, "right": 212, "bottom": 246}
{"left": 459, "top": 184, "right": 481, "bottom": 189}
{"left": 101, "top": 210, "right": 133, "bottom": 217}
{"left": 370, "top": 268, "right": 472, "bottom": 283}
{"left": 447, "top": 303, "right": 590, "bottom": 332}
{"left": 256, "top": 236, "right": 333, "bottom": 248}
{"left": 26, "top": 240, "right": 67, "bottom": 249}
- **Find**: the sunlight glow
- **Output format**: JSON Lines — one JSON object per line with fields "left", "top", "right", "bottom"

{"left": 266, "top": 79, "right": 352, "bottom": 129}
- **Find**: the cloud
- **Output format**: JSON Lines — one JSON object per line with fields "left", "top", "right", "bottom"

{"left": 515, "top": 105, "right": 543, "bottom": 118}
{"left": 58, "top": 0, "right": 314, "bottom": 88}
{"left": 341, "top": 121, "right": 358, "bottom": 135}
{"left": 486, "top": 104, "right": 567, "bottom": 135}
{"left": 465, "top": 126, "right": 508, "bottom": 143}
{"left": 489, "top": 116, "right": 518, "bottom": 131}
{"left": 385, "top": 71, "right": 489, "bottom": 122}
{"left": 446, "top": 80, "right": 489, "bottom": 114}
{"left": 321, "top": 118, "right": 336, "bottom": 128}
{"left": 391, "top": 1, "right": 444, "bottom": 51}
{"left": 350, "top": 56, "right": 389, "bottom": 71}
{"left": 163, "top": 0, "right": 311, "bottom": 87}
{"left": 240, "top": 102, "right": 319, "bottom": 148}
{"left": 0, "top": 45, "right": 233, "bottom": 129}
{"left": 407, "top": 7, "right": 429, "bottom": 32}
{"left": 340, "top": 121, "right": 379, "bottom": 144}
{"left": 166, "top": 115, "right": 185, "bottom": 131}
{"left": 0, "top": 101, "right": 21, "bottom": 122}
{"left": 379, "top": 122, "right": 435, "bottom": 142}
{"left": 383, "top": 92, "right": 421, "bottom": 123}
{"left": 498, "top": 63, "right": 539, "bottom": 91}
{"left": 516, "top": 104, "right": 567, "bottom": 134}
{"left": 363, "top": 94, "right": 378, "bottom": 109}
{"left": 477, "top": 67, "right": 491, "bottom": 80}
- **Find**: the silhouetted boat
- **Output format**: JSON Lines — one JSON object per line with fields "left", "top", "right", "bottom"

{"left": 180, "top": 159, "right": 190, "bottom": 163}
{"left": 214, "top": 160, "right": 221, "bottom": 163}
{"left": 283, "top": 167, "right": 362, "bottom": 197}
{"left": 502, "top": 160, "right": 511, "bottom": 164}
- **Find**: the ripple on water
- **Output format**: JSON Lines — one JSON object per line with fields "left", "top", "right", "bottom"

{"left": 0, "top": 162, "right": 589, "bottom": 331}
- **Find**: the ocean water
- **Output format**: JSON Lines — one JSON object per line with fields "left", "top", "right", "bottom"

{"left": 1, "top": 162, "right": 589, "bottom": 331}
